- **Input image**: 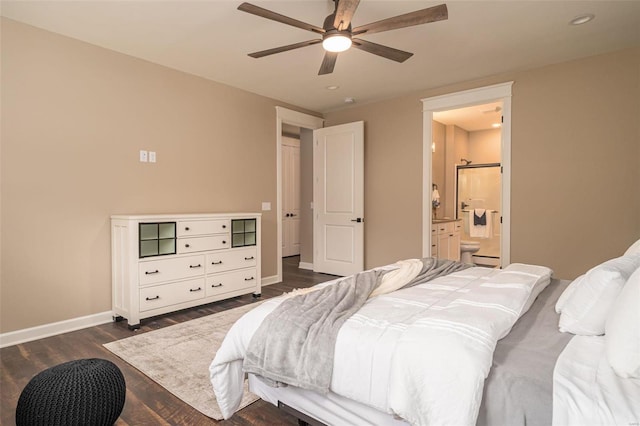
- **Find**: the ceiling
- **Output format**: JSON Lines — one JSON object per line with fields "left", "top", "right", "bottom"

{"left": 2, "top": 1, "right": 639, "bottom": 113}
{"left": 434, "top": 101, "right": 502, "bottom": 132}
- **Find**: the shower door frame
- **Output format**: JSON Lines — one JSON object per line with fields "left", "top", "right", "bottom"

{"left": 421, "top": 82, "right": 512, "bottom": 268}
{"left": 456, "top": 163, "right": 502, "bottom": 264}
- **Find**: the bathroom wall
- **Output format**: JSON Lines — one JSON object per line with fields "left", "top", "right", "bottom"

{"left": 468, "top": 129, "right": 501, "bottom": 164}
{"left": 444, "top": 125, "right": 469, "bottom": 218}
{"left": 432, "top": 121, "right": 446, "bottom": 219}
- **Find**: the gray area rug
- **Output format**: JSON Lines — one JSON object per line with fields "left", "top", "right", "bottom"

{"left": 104, "top": 302, "right": 262, "bottom": 419}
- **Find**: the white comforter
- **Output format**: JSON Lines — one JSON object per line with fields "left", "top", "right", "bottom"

{"left": 210, "top": 262, "right": 552, "bottom": 425}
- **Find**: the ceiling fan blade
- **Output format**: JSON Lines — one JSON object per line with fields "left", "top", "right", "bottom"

{"left": 318, "top": 52, "right": 339, "bottom": 75}
{"left": 352, "top": 3, "right": 448, "bottom": 36}
{"left": 352, "top": 38, "right": 413, "bottom": 63}
{"left": 333, "top": 0, "right": 361, "bottom": 31}
{"left": 238, "top": 2, "right": 325, "bottom": 35}
{"left": 248, "top": 39, "right": 322, "bottom": 58}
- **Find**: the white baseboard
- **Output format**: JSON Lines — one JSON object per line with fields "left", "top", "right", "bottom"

{"left": 261, "top": 275, "right": 280, "bottom": 286}
{"left": 298, "top": 261, "right": 314, "bottom": 270}
{"left": 0, "top": 311, "right": 114, "bottom": 349}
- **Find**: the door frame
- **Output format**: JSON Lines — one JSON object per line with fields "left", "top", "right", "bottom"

{"left": 421, "top": 82, "right": 513, "bottom": 267}
{"left": 274, "top": 107, "right": 324, "bottom": 284}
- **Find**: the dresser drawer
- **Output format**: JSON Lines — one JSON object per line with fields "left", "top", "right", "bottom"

{"left": 139, "top": 278, "right": 205, "bottom": 312}
{"left": 177, "top": 235, "right": 230, "bottom": 254}
{"left": 206, "top": 268, "right": 258, "bottom": 297}
{"left": 139, "top": 255, "right": 205, "bottom": 285}
{"left": 177, "top": 220, "right": 230, "bottom": 237}
{"left": 206, "top": 247, "right": 257, "bottom": 273}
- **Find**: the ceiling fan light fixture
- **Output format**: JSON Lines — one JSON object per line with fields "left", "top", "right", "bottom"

{"left": 322, "top": 33, "right": 352, "bottom": 53}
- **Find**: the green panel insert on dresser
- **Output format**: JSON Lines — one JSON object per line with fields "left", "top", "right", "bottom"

{"left": 139, "top": 222, "right": 176, "bottom": 258}
{"left": 231, "top": 219, "right": 257, "bottom": 247}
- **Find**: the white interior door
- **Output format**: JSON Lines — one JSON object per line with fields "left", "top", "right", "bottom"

{"left": 313, "top": 121, "right": 364, "bottom": 276}
{"left": 282, "top": 137, "right": 300, "bottom": 257}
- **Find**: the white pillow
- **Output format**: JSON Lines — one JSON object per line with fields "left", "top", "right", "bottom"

{"left": 555, "top": 274, "right": 584, "bottom": 314}
{"left": 624, "top": 238, "right": 640, "bottom": 256}
{"left": 605, "top": 266, "right": 640, "bottom": 378}
{"left": 558, "top": 254, "right": 640, "bottom": 335}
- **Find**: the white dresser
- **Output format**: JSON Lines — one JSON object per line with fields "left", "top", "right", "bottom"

{"left": 111, "top": 213, "right": 261, "bottom": 329}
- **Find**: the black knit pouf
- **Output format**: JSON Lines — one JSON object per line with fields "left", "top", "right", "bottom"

{"left": 16, "top": 358, "right": 126, "bottom": 426}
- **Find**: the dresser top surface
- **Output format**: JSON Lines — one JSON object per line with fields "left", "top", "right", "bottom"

{"left": 111, "top": 213, "right": 262, "bottom": 221}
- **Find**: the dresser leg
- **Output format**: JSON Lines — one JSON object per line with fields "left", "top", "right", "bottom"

{"left": 112, "top": 315, "right": 124, "bottom": 322}
{"left": 252, "top": 293, "right": 262, "bottom": 298}
{"left": 127, "top": 323, "right": 141, "bottom": 331}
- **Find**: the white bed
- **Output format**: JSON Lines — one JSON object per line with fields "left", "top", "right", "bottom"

{"left": 553, "top": 249, "right": 640, "bottom": 426}
{"left": 553, "top": 336, "right": 640, "bottom": 426}
{"left": 210, "top": 261, "right": 554, "bottom": 425}
{"left": 210, "top": 247, "right": 640, "bottom": 426}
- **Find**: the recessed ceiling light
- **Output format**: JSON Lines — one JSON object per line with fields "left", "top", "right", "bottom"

{"left": 569, "top": 13, "right": 595, "bottom": 25}
{"left": 344, "top": 97, "right": 355, "bottom": 104}
{"left": 325, "top": 85, "right": 340, "bottom": 90}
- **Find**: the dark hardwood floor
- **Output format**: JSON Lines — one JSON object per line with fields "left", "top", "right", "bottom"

{"left": 1, "top": 256, "right": 334, "bottom": 426}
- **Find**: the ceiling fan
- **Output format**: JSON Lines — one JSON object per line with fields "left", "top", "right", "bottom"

{"left": 237, "top": 0, "right": 448, "bottom": 75}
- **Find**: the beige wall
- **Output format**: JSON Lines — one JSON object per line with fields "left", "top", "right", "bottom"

{"left": 325, "top": 47, "right": 640, "bottom": 279}
{"left": 431, "top": 121, "right": 445, "bottom": 219}
{"left": 469, "top": 128, "right": 501, "bottom": 164}
{"left": 0, "top": 19, "right": 319, "bottom": 333}
{"left": 445, "top": 125, "right": 470, "bottom": 218}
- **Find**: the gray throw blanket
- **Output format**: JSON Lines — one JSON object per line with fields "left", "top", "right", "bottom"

{"left": 243, "top": 258, "right": 470, "bottom": 394}
{"left": 405, "top": 257, "right": 473, "bottom": 289}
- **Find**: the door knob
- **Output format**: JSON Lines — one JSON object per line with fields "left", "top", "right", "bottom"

{"left": 350, "top": 218, "right": 364, "bottom": 223}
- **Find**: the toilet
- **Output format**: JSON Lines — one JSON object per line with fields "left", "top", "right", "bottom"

{"left": 460, "top": 240, "right": 481, "bottom": 264}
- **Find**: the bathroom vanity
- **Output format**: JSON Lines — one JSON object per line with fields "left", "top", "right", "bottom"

{"left": 431, "top": 219, "right": 462, "bottom": 261}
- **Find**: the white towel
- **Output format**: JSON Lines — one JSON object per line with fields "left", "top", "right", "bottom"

{"left": 469, "top": 209, "right": 492, "bottom": 238}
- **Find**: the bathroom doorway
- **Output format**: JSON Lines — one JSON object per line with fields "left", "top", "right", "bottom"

{"left": 422, "top": 82, "right": 512, "bottom": 268}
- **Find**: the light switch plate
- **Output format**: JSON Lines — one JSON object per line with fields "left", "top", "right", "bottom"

{"left": 149, "top": 151, "right": 156, "bottom": 163}
{"left": 261, "top": 202, "right": 271, "bottom": 211}
{"left": 139, "top": 150, "right": 148, "bottom": 162}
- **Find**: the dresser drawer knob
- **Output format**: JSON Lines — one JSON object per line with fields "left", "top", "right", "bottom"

{"left": 211, "top": 283, "right": 223, "bottom": 288}
{"left": 185, "top": 244, "right": 190, "bottom": 248}
{"left": 145, "top": 295, "right": 160, "bottom": 301}
{"left": 222, "top": 224, "right": 227, "bottom": 229}
{"left": 244, "top": 256, "right": 254, "bottom": 260}
{"left": 222, "top": 240, "right": 227, "bottom": 245}
{"left": 211, "top": 261, "right": 223, "bottom": 265}
{"left": 189, "top": 264, "right": 202, "bottom": 269}
{"left": 189, "top": 287, "right": 202, "bottom": 292}
{"left": 244, "top": 277, "right": 255, "bottom": 281}
{"left": 145, "top": 270, "right": 159, "bottom": 275}
{"left": 185, "top": 227, "right": 190, "bottom": 231}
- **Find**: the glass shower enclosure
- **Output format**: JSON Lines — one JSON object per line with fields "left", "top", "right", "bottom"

{"left": 456, "top": 163, "right": 501, "bottom": 264}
